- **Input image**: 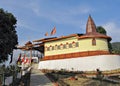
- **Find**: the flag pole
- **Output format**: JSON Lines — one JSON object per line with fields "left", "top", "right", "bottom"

{"left": 30, "top": 48, "right": 32, "bottom": 65}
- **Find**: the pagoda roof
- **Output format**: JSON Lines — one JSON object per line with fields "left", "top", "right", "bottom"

{"left": 17, "top": 41, "right": 44, "bottom": 52}
{"left": 33, "top": 37, "right": 57, "bottom": 42}
{"left": 78, "top": 15, "right": 111, "bottom": 41}
{"left": 33, "top": 34, "right": 83, "bottom": 43}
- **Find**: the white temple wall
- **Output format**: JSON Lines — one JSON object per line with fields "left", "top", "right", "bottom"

{"left": 38, "top": 55, "right": 120, "bottom": 71}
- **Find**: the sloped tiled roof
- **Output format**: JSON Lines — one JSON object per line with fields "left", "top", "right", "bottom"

{"left": 78, "top": 15, "right": 111, "bottom": 41}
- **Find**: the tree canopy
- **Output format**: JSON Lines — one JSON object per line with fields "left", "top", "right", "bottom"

{"left": 96, "top": 26, "right": 107, "bottom": 35}
{"left": 0, "top": 8, "right": 18, "bottom": 63}
{"left": 112, "top": 42, "right": 120, "bottom": 54}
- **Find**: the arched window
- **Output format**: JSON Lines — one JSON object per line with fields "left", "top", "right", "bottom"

{"left": 63, "top": 44, "right": 66, "bottom": 49}
{"left": 55, "top": 44, "right": 57, "bottom": 50}
{"left": 69, "top": 43, "right": 72, "bottom": 48}
{"left": 66, "top": 42, "right": 69, "bottom": 49}
{"left": 60, "top": 43, "right": 64, "bottom": 49}
{"left": 49, "top": 45, "right": 52, "bottom": 50}
{"left": 75, "top": 42, "right": 79, "bottom": 47}
{"left": 45, "top": 46, "right": 48, "bottom": 51}
{"left": 92, "top": 38, "right": 96, "bottom": 46}
{"left": 52, "top": 46, "right": 54, "bottom": 50}
{"left": 57, "top": 45, "right": 60, "bottom": 49}
{"left": 72, "top": 41, "right": 76, "bottom": 48}
{"left": 47, "top": 47, "right": 50, "bottom": 51}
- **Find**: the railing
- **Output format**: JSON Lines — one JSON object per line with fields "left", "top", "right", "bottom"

{"left": 0, "top": 65, "right": 31, "bottom": 86}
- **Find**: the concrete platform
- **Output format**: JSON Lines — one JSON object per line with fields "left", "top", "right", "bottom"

{"left": 38, "top": 55, "right": 120, "bottom": 71}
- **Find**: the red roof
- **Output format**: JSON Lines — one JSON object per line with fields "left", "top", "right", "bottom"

{"left": 79, "top": 15, "right": 111, "bottom": 41}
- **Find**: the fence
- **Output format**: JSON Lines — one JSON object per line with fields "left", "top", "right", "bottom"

{"left": 0, "top": 65, "right": 31, "bottom": 86}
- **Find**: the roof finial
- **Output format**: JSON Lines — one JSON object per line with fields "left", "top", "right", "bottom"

{"left": 86, "top": 15, "right": 97, "bottom": 34}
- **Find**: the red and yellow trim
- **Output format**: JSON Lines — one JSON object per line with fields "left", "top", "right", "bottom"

{"left": 43, "top": 50, "right": 110, "bottom": 61}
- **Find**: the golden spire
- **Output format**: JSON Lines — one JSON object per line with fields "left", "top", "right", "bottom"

{"left": 86, "top": 15, "right": 97, "bottom": 34}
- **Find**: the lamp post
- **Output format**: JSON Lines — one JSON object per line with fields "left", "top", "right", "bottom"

{"left": 0, "top": 73, "right": 5, "bottom": 86}
{"left": 2, "top": 64, "right": 5, "bottom": 86}
{"left": 2, "top": 73, "right": 5, "bottom": 86}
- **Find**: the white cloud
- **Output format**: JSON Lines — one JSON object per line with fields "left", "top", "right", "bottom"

{"left": 103, "top": 22, "right": 120, "bottom": 42}
{"left": 17, "top": 20, "right": 33, "bottom": 30}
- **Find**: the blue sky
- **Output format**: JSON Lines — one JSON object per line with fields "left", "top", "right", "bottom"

{"left": 0, "top": 0, "right": 120, "bottom": 46}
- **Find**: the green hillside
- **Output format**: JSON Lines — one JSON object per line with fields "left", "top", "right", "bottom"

{"left": 111, "top": 42, "right": 120, "bottom": 54}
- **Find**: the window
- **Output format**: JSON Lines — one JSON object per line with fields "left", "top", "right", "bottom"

{"left": 72, "top": 41, "right": 76, "bottom": 48}
{"left": 57, "top": 45, "right": 60, "bottom": 49}
{"left": 52, "top": 46, "right": 54, "bottom": 50}
{"left": 45, "top": 47, "right": 47, "bottom": 51}
{"left": 66, "top": 42, "right": 69, "bottom": 49}
{"left": 55, "top": 45, "right": 57, "bottom": 50}
{"left": 60, "top": 43, "right": 64, "bottom": 49}
{"left": 69, "top": 43, "right": 72, "bottom": 48}
{"left": 49, "top": 45, "right": 52, "bottom": 51}
{"left": 63, "top": 44, "right": 66, "bottom": 49}
{"left": 47, "top": 47, "right": 50, "bottom": 51}
{"left": 76, "top": 42, "right": 79, "bottom": 47}
{"left": 92, "top": 38, "right": 96, "bottom": 46}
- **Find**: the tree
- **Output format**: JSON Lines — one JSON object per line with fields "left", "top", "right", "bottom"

{"left": 97, "top": 26, "right": 112, "bottom": 53}
{"left": 0, "top": 8, "right": 18, "bottom": 63}
{"left": 111, "top": 42, "right": 120, "bottom": 54}
{"left": 96, "top": 26, "right": 107, "bottom": 35}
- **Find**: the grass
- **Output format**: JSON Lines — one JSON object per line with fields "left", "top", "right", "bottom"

{"left": 44, "top": 69, "right": 120, "bottom": 86}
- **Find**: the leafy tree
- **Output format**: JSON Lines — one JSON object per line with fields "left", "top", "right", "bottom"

{"left": 96, "top": 26, "right": 107, "bottom": 35}
{"left": 111, "top": 42, "right": 120, "bottom": 54}
{"left": 0, "top": 8, "right": 18, "bottom": 63}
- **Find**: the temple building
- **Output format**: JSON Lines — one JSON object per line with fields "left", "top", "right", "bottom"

{"left": 36, "top": 16, "right": 111, "bottom": 60}
{"left": 18, "top": 16, "right": 120, "bottom": 71}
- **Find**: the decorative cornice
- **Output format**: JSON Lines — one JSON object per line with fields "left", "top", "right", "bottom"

{"left": 43, "top": 50, "right": 110, "bottom": 61}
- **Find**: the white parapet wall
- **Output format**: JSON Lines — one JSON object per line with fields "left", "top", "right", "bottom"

{"left": 38, "top": 55, "right": 120, "bottom": 71}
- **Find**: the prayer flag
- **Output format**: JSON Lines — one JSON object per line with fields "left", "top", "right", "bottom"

{"left": 45, "top": 32, "right": 48, "bottom": 36}
{"left": 51, "top": 27, "right": 56, "bottom": 35}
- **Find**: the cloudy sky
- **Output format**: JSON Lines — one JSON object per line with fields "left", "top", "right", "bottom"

{"left": 0, "top": 0, "right": 120, "bottom": 46}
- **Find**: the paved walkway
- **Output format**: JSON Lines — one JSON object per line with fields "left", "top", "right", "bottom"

{"left": 30, "top": 64, "right": 53, "bottom": 86}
